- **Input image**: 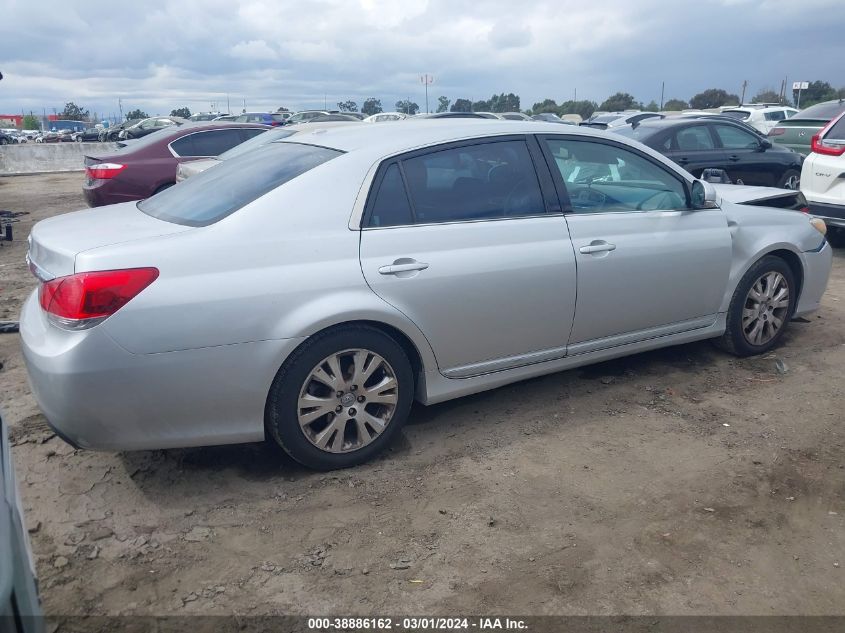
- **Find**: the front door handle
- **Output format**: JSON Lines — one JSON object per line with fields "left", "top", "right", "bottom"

{"left": 728, "top": 154, "right": 740, "bottom": 162}
{"left": 677, "top": 157, "right": 689, "bottom": 164}
{"left": 378, "top": 260, "right": 430, "bottom": 275}
{"left": 579, "top": 241, "right": 617, "bottom": 255}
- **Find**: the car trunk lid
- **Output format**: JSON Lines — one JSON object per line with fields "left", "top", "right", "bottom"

{"left": 28, "top": 201, "right": 193, "bottom": 279}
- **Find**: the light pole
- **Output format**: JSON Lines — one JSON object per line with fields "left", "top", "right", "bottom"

{"left": 420, "top": 74, "right": 434, "bottom": 114}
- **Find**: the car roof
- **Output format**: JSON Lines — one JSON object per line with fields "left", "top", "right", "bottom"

{"left": 281, "top": 119, "right": 619, "bottom": 155}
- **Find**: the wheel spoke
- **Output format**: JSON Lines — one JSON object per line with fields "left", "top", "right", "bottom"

{"left": 315, "top": 417, "right": 346, "bottom": 450}
{"left": 297, "top": 394, "right": 336, "bottom": 426}
{"left": 770, "top": 314, "right": 783, "bottom": 330}
{"left": 364, "top": 376, "right": 398, "bottom": 405}
{"left": 742, "top": 308, "right": 757, "bottom": 326}
{"left": 311, "top": 366, "right": 338, "bottom": 390}
{"left": 360, "top": 410, "right": 387, "bottom": 432}
{"left": 354, "top": 417, "right": 375, "bottom": 444}
{"left": 326, "top": 354, "right": 345, "bottom": 388}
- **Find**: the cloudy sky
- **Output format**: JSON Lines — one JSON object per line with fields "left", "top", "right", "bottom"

{"left": 1, "top": 0, "right": 843, "bottom": 119}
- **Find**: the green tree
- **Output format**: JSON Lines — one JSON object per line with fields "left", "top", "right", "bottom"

{"left": 58, "top": 101, "right": 90, "bottom": 120}
{"left": 558, "top": 100, "right": 597, "bottom": 120}
{"left": 794, "top": 81, "right": 837, "bottom": 108}
{"left": 337, "top": 100, "right": 358, "bottom": 112}
{"left": 436, "top": 96, "right": 450, "bottom": 113}
{"left": 170, "top": 107, "right": 191, "bottom": 118}
{"left": 751, "top": 89, "right": 782, "bottom": 105}
{"left": 450, "top": 98, "right": 472, "bottom": 113}
{"left": 485, "top": 92, "right": 520, "bottom": 113}
{"left": 22, "top": 114, "right": 40, "bottom": 130}
{"left": 361, "top": 98, "right": 382, "bottom": 116}
{"left": 599, "top": 92, "right": 640, "bottom": 112}
{"left": 276, "top": 106, "right": 290, "bottom": 112}
{"left": 125, "top": 109, "right": 149, "bottom": 120}
{"left": 643, "top": 100, "right": 659, "bottom": 112}
{"left": 663, "top": 98, "right": 689, "bottom": 111}
{"left": 395, "top": 100, "right": 419, "bottom": 115}
{"left": 530, "top": 98, "right": 558, "bottom": 114}
{"left": 689, "top": 89, "right": 739, "bottom": 110}
{"left": 471, "top": 99, "right": 490, "bottom": 112}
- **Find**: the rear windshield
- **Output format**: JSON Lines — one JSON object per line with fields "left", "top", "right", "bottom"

{"left": 795, "top": 101, "right": 845, "bottom": 121}
{"left": 722, "top": 110, "right": 750, "bottom": 121}
{"left": 613, "top": 125, "right": 657, "bottom": 141}
{"left": 138, "top": 142, "right": 342, "bottom": 226}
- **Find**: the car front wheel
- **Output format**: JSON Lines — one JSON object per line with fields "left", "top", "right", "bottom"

{"left": 778, "top": 169, "right": 801, "bottom": 190}
{"left": 266, "top": 325, "right": 414, "bottom": 470}
{"left": 715, "top": 255, "right": 796, "bottom": 357}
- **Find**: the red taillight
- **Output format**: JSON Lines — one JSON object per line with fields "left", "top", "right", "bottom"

{"left": 768, "top": 127, "right": 785, "bottom": 137}
{"left": 811, "top": 133, "right": 845, "bottom": 157}
{"left": 39, "top": 268, "right": 159, "bottom": 328}
{"left": 85, "top": 163, "right": 126, "bottom": 180}
{"left": 799, "top": 207, "right": 810, "bottom": 214}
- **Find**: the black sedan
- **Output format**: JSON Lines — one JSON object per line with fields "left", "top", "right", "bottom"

{"left": 615, "top": 118, "right": 803, "bottom": 189}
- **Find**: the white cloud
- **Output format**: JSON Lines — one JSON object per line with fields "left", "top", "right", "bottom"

{"left": 230, "top": 40, "right": 278, "bottom": 61}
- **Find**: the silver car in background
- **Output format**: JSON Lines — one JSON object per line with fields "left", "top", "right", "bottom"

{"left": 21, "top": 121, "right": 832, "bottom": 470}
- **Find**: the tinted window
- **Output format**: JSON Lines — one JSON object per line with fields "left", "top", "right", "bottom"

{"left": 544, "top": 138, "right": 688, "bottom": 213}
{"left": 139, "top": 142, "right": 342, "bottom": 226}
{"left": 219, "top": 128, "right": 293, "bottom": 160}
{"left": 825, "top": 115, "right": 845, "bottom": 141}
{"left": 722, "top": 110, "right": 750, "bottom": 121}
{"left": 764, "top": 110, "right": 785, "bottom": 121}
{"left": 400, "top": 141, "right": 545, "bottom": 223}
{"left": 170, "top": 129, "right": 246, "bottom": 157}
{"left": 713, "top": 124, "right": 759, "bottom": 149}
{"left": 795, "top": 101, "right": 845, "bottom": 121}
{"left": 675, "top": 125, "right": 715, "bottom": 150}
{"left": 368, "top": 164, "right": 413, "bottom": 227}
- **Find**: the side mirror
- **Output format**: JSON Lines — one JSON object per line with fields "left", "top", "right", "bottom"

{"left": 691, "top": 179, "right": 719, "bottom": 209}
{"left": 759, "top": 138, "right": 772, "bottom": 150}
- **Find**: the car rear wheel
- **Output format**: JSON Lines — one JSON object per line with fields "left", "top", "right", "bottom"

{"left": 777, "top": 169, "right": 800, "bottom": 190}
{"left": 266, "top": 325, "right": 414, "bottom": 470}
{"left": 715, "top": 255, "right": 796, "bottom": 357}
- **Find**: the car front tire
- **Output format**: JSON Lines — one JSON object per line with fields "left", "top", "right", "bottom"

{"left": 715, "top": 255, "right": 796, "bottom": 357}
{"left": 266, "top": 325, "right": 414, "bottom": 470}
{"left": 777, "top": 169, "right": 801, "bottom": 190}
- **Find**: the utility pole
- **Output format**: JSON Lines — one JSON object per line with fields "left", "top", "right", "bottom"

{"left": 227, "top": 93, "right": 230, "bottom": 114}
{"left": 118, "top": 98, "right": 123, "bottom": 121}
{"left": 420, "top": 74, "right": 434, "bottom": 114}
{"left": 660, "top": 81, "right": 665, "bottom": 110}
{"left": 740, "top": 80, "right": 748, "bottom": 105}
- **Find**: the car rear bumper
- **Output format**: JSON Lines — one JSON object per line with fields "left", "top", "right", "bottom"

{"left": 808, "top": 202, "right": 845, "bottom": 229}
{"left": 19, "top": 291, "right": 305, "bottom": 451}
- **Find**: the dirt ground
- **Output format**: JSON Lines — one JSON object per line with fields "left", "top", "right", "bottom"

{"left": 1, "top": 172, "right": 844, "bottom": 617}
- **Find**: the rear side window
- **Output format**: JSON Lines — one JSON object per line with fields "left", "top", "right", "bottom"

{"left": 139, "top": 142, "right": 342, "bottom": 226}
{"left": 170, "top": 129, "right": 247, "bottom": 157}
{"left": 368, "top": 164, "right": 413, "bottom": 227}
{"left": 826, "top": 115, "right": 845, "bottom": 141}
{"left": 674, "top": 126, "right": 715, "bottom": 150}
{"left": 713, "top": 124, "right": 759, "bottom": 149}
{"left": 400, "top": 141, "right": 545, "bottom": 223}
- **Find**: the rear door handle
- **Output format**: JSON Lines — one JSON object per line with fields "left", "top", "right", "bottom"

{"left": 728, "top": 154, "right": 740, "bottom": 162}
{"left": 677, "top": 157, "right": 689, "bottom": 164}
{"left": 378, "top": 261, "right": 429, "bottom": 275}
{"left": 579, "top": 241, "right": 616, "bottom": 255}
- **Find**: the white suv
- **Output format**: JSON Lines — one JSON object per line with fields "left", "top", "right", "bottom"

{"left": 721, "top": 106, "right": 799, "bottom": 135}
{"left": 801, "top": 111, "right": 845, "bottom": 245}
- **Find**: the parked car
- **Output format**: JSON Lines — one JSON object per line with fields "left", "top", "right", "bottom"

{"left": 22, "top": 121, "right": 831, "bottom": 470}
{"left": 287, "top": 110, "right": 338, "bottom": 125}
{"left": 721, "top": 106, "right": 798, "bottom": 135}
{"left": 175, "top": 120, "right": 362, "bottom": 181}
{"left": 0, "top": 131, "right": 12, "bottom": 145}
{"left": 677, "top": 112, "right": 770, "bottom": 138}
{"left": 801, "top": 110, "right": 845, "bottom": 245}
{"left": 189, "top": 112, "right": 223, "bottom": 122}
{"left": 234, "top": 112, "right": 288, "bottom": 126}
{"left": 580, "top": 111, "right": 663, "bottom": 130}
{"left": 119, "top": 116, "right": 186, "bottom": 140}
{"left": 82, "top": 122, "right": 268, "bottom": 206}
{"left": 531, "top": 112, "right": 576, "bottom": 125}
{"left": 768, "top": 99, "right": 845, "bottom": 156}
{"left": 39, "top": 130, "right": 74, "bottom": 143}
{"left": 615, "top": 118, "right": 804, "bottom": 189}
{"left": 363, "top": 112, "right": 408, "bottom": 122}
{"left": 72, "top": 128, "right": 103, "bottom": 142}
{"left": 1, "top": 411, "right": 44, "bottom": 632}
{"left": 499, "top": 112, "right": 533, "bottom": 121}
{"left": 212, "top": 114, "right": 238, "bottom": 122}
{"left": 101, "top": 119, "right": 142, "bottom": 142}
{"left": 417, "top": 112, "right": 490, "bottom": 119}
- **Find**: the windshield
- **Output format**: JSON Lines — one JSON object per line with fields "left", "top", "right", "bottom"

{"left": 219, "top": 127, "right": 295, "bottom": 160}
{"left": 138, "top": 142, "right": 342, "bottom": 226}
{"left": 795, "top": 101, "right": 845, "bottom": 120}
{"left": 722, "top": 110, "right": 750, "bottom": 120}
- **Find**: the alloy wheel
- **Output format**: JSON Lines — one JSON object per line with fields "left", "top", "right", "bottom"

{"left": 742, "top": 272, "right": 790, "bottom": 346}
{"left": 297, "top": 349, "right": 399, "bottom": 453}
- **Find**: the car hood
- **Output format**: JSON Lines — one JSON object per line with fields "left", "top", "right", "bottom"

{"left": 711, "top": 183, "right": 798, "bottom": 204}
{"left": 28, "top": 202, "right": 192, "bottom": 278}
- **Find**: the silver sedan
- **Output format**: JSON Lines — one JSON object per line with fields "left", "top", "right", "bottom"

{"left": 21, "top": 121, "right": 832, "bottom": 470}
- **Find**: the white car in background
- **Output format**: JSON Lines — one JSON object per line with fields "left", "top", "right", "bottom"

{"left": 801, "top": 110, "right": 845, "bottom": 245}
{"left": 363, "top": 112, "right": 408, "bottom": 122}
{"left": 721, "top": 106, "right": 799, "bottom": 135}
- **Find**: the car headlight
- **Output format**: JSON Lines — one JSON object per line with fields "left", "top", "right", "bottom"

{"left": 810, "top": 217, "right": 827, "bottom": 236}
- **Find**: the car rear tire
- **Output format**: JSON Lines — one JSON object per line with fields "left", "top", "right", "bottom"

{"left": 777, "top": 169, "right": 800, "bottom": 190}
{"left": 266, "top": 325, "right": 414, "bottom": 470}
{"left": 715, "top": 255, "right": 796, "bottom": 357}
